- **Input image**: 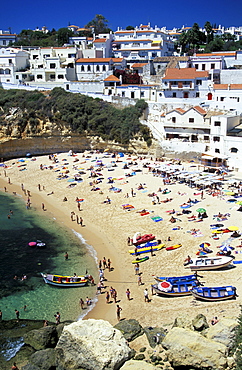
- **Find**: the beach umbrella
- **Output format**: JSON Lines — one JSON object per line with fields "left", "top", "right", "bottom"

{"left": 228, "top": 226, "right": 239, "bottom": 231}
{"left": 219, "top": 245, "right": 234, "bottom": 252}
{"left": 196, "top": 208, "right": 206, "bottom": 213}
{"left": 199, "top": 242, "right": 210, "bottom": 248}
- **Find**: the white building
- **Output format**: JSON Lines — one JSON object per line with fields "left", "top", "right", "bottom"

{"left": 75, "top": 57, "right": 114, "bottom": 81}
{"left": 112, "top": 23, "right": 174, "bottom": 65}
{"left": 0, "top": 30, "right": 17, "bottom": 47}
{"left": 0, "top": 47, "right": 29, "bottom": 84}
{"left": 162, "top": 68, "right": 210, "bottom": 99}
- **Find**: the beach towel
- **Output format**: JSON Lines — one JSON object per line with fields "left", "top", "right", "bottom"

{"left": 122, "top": 204, "right": 135, "bottom": 210}
{"left": 233, "top": 261, "right": 242, "bottom": 264}
{"left": 150, "top": 215, "right": 163, "bottom": 222}
{"left": 140, "top": 211, "right": 150, "bottom": 216}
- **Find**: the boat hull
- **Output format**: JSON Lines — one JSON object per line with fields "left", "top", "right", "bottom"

{"left": 154, "top": 274, "right": 197, "bottom": 283}
{"left": 41, "top": 273, "right": 88, "bottom": 287}
{"left": 188, "top": 256, "right": 233, "bottom": 271}
{"left": 152, "top": 280, "right": 197, "bottom": 297}
{"left": 129, "top": 244, "right": 165, "bottom": 255}
{"left": 191, "top": 286, "right": 237, "bottom": 301}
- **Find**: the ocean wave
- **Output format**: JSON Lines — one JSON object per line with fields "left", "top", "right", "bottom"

{"left": 72, "top": 230, "right": 98, "bottom": 265}
{"left": 1, "top": 337, "right": 24, "bottom": 360}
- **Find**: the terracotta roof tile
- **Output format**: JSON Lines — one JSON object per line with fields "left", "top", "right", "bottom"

{"left": 213, "top": 84, "right": 228, "bottom": 90}
{"left": 112, "top": 58, "right": 124, "bottom": 62}
{"left": 193, "top": 106, "right": 207, "bottom": 115}
{"left": 104, "top": 74, "right": 120, "bottom": 82}
{"left": 230, "top": 84, "right": 242, "bottom": 89}
{"left": 175, "top": 108, "right": 186, "bottom": 114}
{"left": 131, "top": 63, "right": 148, "bottom": 68}
{"left": 94, "top": 38, "right": 107, "bottom": 43}
{"left": 163, "top": 68, "right": 208, "bottom": 80}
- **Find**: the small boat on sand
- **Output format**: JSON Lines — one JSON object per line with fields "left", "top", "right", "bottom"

{"left": 131, "top": 233, "right": 156, "bottom": 246}
{"left": 132, "top": 256, "right": 149, "bottom": 263}
{"left": 154, "top": 273, "right": 198, "bottom": 283}
{"left": 129, "top": 244, "right": 165, "bottom": 255}
{"left": 166, "top": 244, "right": 182, "bottom": 251}
{"left": 191, "top": 285, "right": 237, "bottom": 301}
{"left": 41, "top": 273, "right": 88, "bottom": 287}
{"left": 152, "top": 280, "right": 198, "bottom": 297}
{"left": 187, "top": 256, "right": 233, "bottom": 271}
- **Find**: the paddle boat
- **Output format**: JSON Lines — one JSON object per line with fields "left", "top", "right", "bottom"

{"left": 132, "top": 256, "right": 149, "bottom": 264}
{"left": 166, "top": 244, "right": 182, "bottom": 251}
{"left": 152, "top": 280, "right": 198, "bottom": 297}
{"left": 131, "top": 233, "right": 156, "bottom": 246}
{"left": 129, "top": 244, "right": 165, "bottom": 255}
{"left": 186, "top": 256, "right": 234, "bottom": 271}
{"left": 28, "top": 240, "right": 46, "bottom": 248}
{"left": 191, "top": 285, "right": 237, "bottom": 301}
{"left": 41, "top": 273, "right": 88, "bottom": 287}
{"left": 154, "top": 273, "right": 198, "bottom": 283}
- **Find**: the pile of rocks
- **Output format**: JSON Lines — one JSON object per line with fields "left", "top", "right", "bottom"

{"left": 2, "top": 314, "right": 239, "bottom": 369}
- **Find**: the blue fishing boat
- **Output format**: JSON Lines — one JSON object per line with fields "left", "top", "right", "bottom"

{"left": 191, "top": 286, "right": 237, "bottom": 301}
{"left": 151, "top": 280, "right": 198, "bottom": 297}
{"left": 154, "top": 274, "right": 198, "bottom": 283}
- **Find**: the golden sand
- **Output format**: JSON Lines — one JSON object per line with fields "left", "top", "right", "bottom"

{"left": 1, "top": 151, "right": 242, "bottom": 328}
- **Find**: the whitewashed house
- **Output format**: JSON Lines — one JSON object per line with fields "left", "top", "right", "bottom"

{"left": 0, "top": 31, "right": 17, "bottom": 47}
{"left": 75, "top": 57, "right": 114, "bottom": 81}
{"left": 0, "top": 47, "right": 29, "bottom": 84}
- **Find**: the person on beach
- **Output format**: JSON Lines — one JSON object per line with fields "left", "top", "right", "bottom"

{"left": 42, "top": 203, "right": 45, "bottom": 211}
{"left": 0, "top": 310, "right": 2, "bottom": 321}
{"left": 43, "top": 320, "right": 48, "bottom": 327}
{"left": 71, "top": 211, "right": 75, "bottom": 221}
{"left": 135, "top": 263, "right": 139, "bottom": 275}
{"left": 55, "top": 312, "right": 60, "bottom": 325}
{"left": 15, "top": 309, "right": 19, "bottom": 322}
{"left": 107, "top": 258, "right": 111, "bottom": 271}
{"left": 11, "top": 362, "right": 19, "bottom": 370}
{"left": 76, "top": 215, "right": 79, "bottom": 224}
{"left": 99, "top": 260, "right": 102, "bottom": 269}
{"left": 211, "top": 316, "right": 219, "bottom": 325}
{"left": 65, "top": 252, "right": 68, "bottom": 260}
{"left": 116, "top": 305, "right": 122, "bottom": 321}
{"left": 138, "top": 275, "right": 142, "bottom": 286}
{"left": 96, "top": 282, "right": 102, "bottom": 294}
{"left": 79, "top": 298, "right": 85, "bottom": 309}
{"left": 126, "top": 288, "right": 131, "bottom": 300}
{"left": 144, "top": 288, "right": 149, "bottom": 302}
{"left": 86, "top": 297, "right": 91, "bottom": 306}
{"left": 79, "top": 217, "right": 83, "bottom": 226}
{"left": 127, "top": 236, "right": 131, "bottom": 246}
{"left": 77, "top": 202, "right": 81, "bottom": 211}
{"left": 102, "top": 257, "right": 107, "bottom": 269}
{"left": 105, "top": 291, "right": 110, "bottom": 303}
{"left": 38, "top": 184, "right": 41, "bottom": 191}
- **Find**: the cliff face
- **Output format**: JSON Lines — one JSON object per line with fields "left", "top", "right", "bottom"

{"left": 0, "top": 109, "right": 153, "bottom": 159}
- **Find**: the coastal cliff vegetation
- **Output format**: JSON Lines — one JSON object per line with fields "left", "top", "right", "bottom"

{"left": 0, "top": 88, "right": 151, "bottom": 146}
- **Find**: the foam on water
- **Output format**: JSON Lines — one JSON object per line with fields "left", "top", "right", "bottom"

{"left": 73, "top": 230, "right": 98, "bottom": 266}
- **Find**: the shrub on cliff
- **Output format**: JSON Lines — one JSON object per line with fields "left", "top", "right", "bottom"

{"left": 0, "top": 88, "right": 152, "bottom": 146}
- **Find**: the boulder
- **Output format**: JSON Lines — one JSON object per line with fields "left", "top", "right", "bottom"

{"left": 204, "top": 318, "right": 238, "bottom": 349}
{"left": 173, "top": 314, "right": 209, "bottom": 331}
{"left": 114, "top": 319, "right": 143, "bottom": 342}
{"left": 56, "top": 319, "right": 131, "bottom": 370}
{"left": 120, "top": 359, "right": 157, "bottom": 369}
{"left": 24, "top": 326, "right": 58, "bottom": 350}
{"left": 192, "top": 314, "right": 209, "bottom": 331}
{"left": 162, "top": 327, "right": 228, "bottom": 369}
{"left": 22, "top": 348, "right": 56, "bottom": 370}
{"left": 143, "top": 326, "right": 166, "bottom": 348}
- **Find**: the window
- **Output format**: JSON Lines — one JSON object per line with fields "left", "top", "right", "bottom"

{"left": 87, "top": 65, "right": 91, "bottom": 71}
{"left": 16, "top": 75, "right": 19, "bottom": 79}
{"left": 58, "top": 75, "right": 64, "bottom": 79}
{"left": 220, "top": 97, "right": 224, "bottom": 101}
{"left": 213, "top": 136, "right": 220, "bottom": 142}
{"left": 50, "top": 74, "right": 55, "bottom": 80}
{"left": 5, "top": 69, "right": 10, "bottom": 74}
{"left": 204, "top": 135, "right": 209, "bottom": 141}
{"left": 230, "top": 147, "right": 238, "bottom": 153}
{"left": 131, "top": 92, "right": 135, "bottom": 99}
{"left": 189, "top": 118, "right": 194, "bottom": 123}
{"left": 195, "top": 64, "right": 198, "bottom": 69}
{"left": 196, "top": 80, "right": 202, "bottom": 85}
{"left": 33, "top": 55, "right": 38, "bottom": 59}
{"left": 96, "top": 65, "right": 100, "bottom": 71}
{"left": 211, "top": 63, "right": 215, "bottom": 69}
{"left": 103, "top": 65, "right": 106, "bottom": 71}
{"left": 50, "top": 63, "right": 56, "bottom": 69}
{"left": 81, "top": 65, "right": 84, "bottom": 71}
{"left": 215, "top": 148, "right": 220, "bottom": 153}
{"left": 122, "top": 91, "right": 125, "bottom": 97}
{"left": 3, "top": 40, "right": 6, "bottom": 45}
{"left": 157, "top": 65, "right": 161, "bottom": 70}
{"left": 214, "top": 121, "right": 221, "bottom": 126}
{"left": 140, "top": 92, "right": 144, "bottom": 97}
{"left": 8, "top": 59, "right": 12, "bottom": 64}
{"left": 202, "top": 64, "right": 205, "bottom": 70}
{"left": 37, "top": 75, "right": 42, "bottom": 79}
{"left": 196, "top": 92, "right": 200, "bottom": 97}
{"left": 172, "top": 117, "right": 176, "bottom": 123}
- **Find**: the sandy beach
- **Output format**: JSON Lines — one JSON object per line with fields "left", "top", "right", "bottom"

{"left": 1, "top": 151, "right": 242, "bottom": 328}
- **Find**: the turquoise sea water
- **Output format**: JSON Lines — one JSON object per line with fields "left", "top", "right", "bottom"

{"left": 0, "top": 192, "right": 98, "bottom": 322}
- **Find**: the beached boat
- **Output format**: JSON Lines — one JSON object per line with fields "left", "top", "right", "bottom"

{"left": 154, "top": 273, "right": 198, "bottom": 283}
{"left": 152, "top": 280, "right": 198, "bottom": 297}
{"left": 131, "top": 233, "right": 156, "bottom": 246}
{"left": 132, "top": 256, "right": 149, "bottom": 263}
{"left": 166, "top": 244, "right": 182, "bottom": 251}
{"left": 187, "top": 256, "right": 234, "bottom": 271}
{"left": 41, "top": 273, "right": 88, "bottom": 287}
{"left": 129, "top": 244, "right": 165, "bottom": 255}
{"left": 191, "top": 285, "right": 237, "bottom": 301}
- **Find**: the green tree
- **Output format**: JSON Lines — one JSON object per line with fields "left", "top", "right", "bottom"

{"left": 186, "top": 23, "right": 205, "bottom": 50}
{"left": 126, "top": 25, "right": 135, "bottom": 30}
{"left": 57, "top": 27, "right": 73, "bottom": 46}
{"left": 204, "top": 21, "right": 214, "bottom": 43}
{"left": 205, "top": 36, "right": 224, "bottom": 52}
{"left": 85, "top": 14, "right": 111, "bottom": 34}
